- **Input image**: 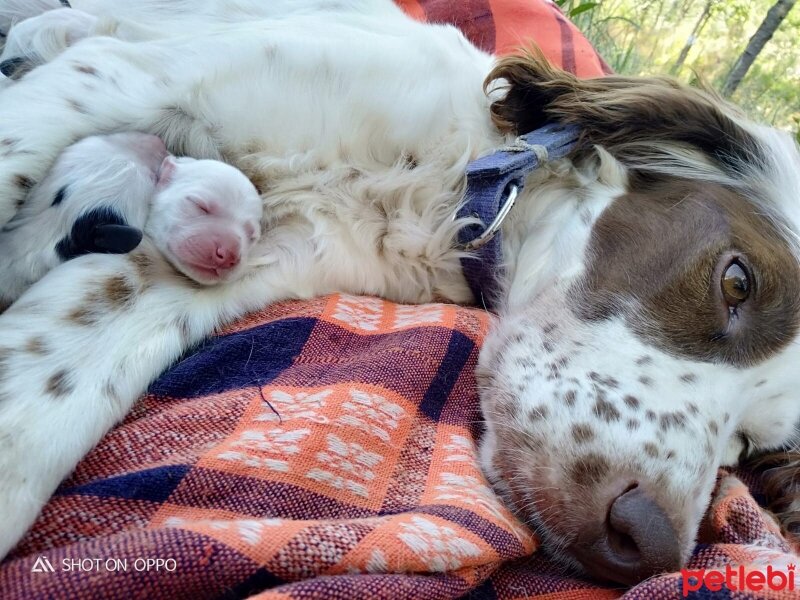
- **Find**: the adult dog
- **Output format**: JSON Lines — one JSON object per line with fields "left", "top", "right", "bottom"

{"left": 0, "top": 0, "right": 799, "bottom": 586}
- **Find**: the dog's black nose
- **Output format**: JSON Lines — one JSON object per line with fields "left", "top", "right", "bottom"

{"left": 571, "top": 484, "right": 682, "bottom": 586}
{"left": 0, "top": 57, "right": 26, "bottom": 79}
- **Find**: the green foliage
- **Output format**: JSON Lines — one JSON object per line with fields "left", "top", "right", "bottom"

{"left": 564, "top": 0, "right": 800, "bottom": 138}
{"left": 555, "top": 1, "right": 601, "bottom": 18}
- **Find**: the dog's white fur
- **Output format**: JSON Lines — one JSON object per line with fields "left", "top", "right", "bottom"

{"left": 0, "top": 0, "right": 799, "bottom": 583}
{"left": 0, "top": 133, "right": 262, "bottom": 305}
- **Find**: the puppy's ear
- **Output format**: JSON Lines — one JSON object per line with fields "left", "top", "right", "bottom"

{"left": 91, "top": 224, "right": 143, "bottom": 254}
{"left": 157, "top": 156, "right": 176, "bottom": 187}
{"left": 485, "top": 47, "right": 763, "bottom": 175}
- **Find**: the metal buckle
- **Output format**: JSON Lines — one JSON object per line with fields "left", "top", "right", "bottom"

{"left": 461, "top": 183, "right": 519, "bottom": 251}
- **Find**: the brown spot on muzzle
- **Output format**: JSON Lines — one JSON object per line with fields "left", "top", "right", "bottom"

{"left": 568, "top": 453, "right": 610, "bottom": 486}
{"left": 593, "top": 395, "right": 621, "bottom": 422}
{"left": 572, "top": 423, "right": 595, "bottom": 444}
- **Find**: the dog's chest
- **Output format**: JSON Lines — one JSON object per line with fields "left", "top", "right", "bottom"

{"left": 244, "top": 153, "right": 476, "bottom": 304}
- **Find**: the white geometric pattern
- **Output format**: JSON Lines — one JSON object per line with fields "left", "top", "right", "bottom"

{"left": 442, "top": 434, "right": 476, "bottom": 462}
{"left": 397, "top": 516, "right": 481, "bottom": 571}
{"left": 306, "top": 433, "right": 384, "bottom": 497}
{"left": 255, "top": 389, "right": 332, "bottom": 424}
{"left": 215, "top": 428, "right": 311, "bottom": 472}
{"left": 164, "top": 517, "right": 282, "bottom": 546}
{"left": 393, "top": 304, "right": 445, "bottom": 329}
{"left": 331, "top": 295, "right": 384, "bottom": 331}
{"left": 337, "top": 388, "right": 406, "bottom": 442}
{"left": 436, "top": 434, "right": 530, "bottom": 540}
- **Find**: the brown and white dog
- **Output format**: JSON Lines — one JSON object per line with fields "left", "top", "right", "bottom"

{"left": 0, "top": 0, "right": 798, "bottom": 586}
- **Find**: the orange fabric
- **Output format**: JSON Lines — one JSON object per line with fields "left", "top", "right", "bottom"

{"left": 397, "top": 0, "right": 609, "bottom": 77}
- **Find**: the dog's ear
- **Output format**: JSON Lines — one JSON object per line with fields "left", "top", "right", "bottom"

{"left": 485, "top": 47, "right": 764, "bottom": 175}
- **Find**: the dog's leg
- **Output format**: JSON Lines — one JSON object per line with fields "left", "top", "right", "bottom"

{"left": 0, "top": 34, "right": 184, "bottom": 225}
{"left": 0, "top": 241, "right": 286, "bottom": 558}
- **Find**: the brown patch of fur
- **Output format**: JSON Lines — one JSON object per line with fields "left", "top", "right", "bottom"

{"left": 25, "top": 337, "right": 48, "bottom": 356}
{"left": 574, "top": 179, "right": 800, "bottom": 367}
{"left": 593, "top": 396, "right": 621, "bottom": 422}
{"left": 660, "top": 411, "right": 688, "bottom": 431}
{"left": 589, "top": 371, "right": 619, "bottom": 388}
{"left": 45, "top": 370, "right": 73, "bottom": 398}
{"left": 623, "top": 395, "right": 640, "bottom": 410}
{"left": 67, "top": 306, "right": 97, "bottom": 327}
{"left": 13, "top": 174, "right": 34, "bottom": 190}
{"left": 129, "top": 252, "right": 154, "bottom": 279}
{"left": 572, "top": 423, "right": 595, "bottom": 444}
{"left": 104, "top": 275, "right": 136, "bottom": 308}
{"left": 73, "top": 63, "right": 99, "bottom": 77}
{"left": 485, "top": 47, "right": 761, "bottom": 173}
{"left": 528, "top": 405, "right": 549, "bottom": 422}
{"left": 643, "top": 443, "right": 659, "bottom": 458}
{"left": 569, "top": 453, "right": 610, "bottom": 486}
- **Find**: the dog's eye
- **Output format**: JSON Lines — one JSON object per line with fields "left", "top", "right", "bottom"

{"left": 721, "top": 259, "right": 750, "bottom": 307}
{"left": 189, "top": 198, "right": 210, "bottom": 214}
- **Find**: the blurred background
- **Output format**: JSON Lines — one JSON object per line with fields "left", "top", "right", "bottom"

{"left": 557, "top": 0, "right": 799, "bottom": 140}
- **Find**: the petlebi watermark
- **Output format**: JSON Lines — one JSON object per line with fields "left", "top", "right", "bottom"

{"left": 681, "top": 564, "right": 796, "bottom": 596}
{"left": 31, "top": 555, "right": 177, "bottom": 574}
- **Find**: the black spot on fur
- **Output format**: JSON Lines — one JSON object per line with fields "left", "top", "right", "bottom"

{"left": 0, "top": 57, "right": 27, "bottom": 79}
{"left": 56, "top": 207, "right": 143, "bottom": 261}
{"left": 52, "top": 186, "right": 68, "bottom": 206}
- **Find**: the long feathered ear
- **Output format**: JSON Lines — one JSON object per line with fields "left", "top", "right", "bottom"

{"left": 484, "top": 47, "right": 765, "bottom": 177}
{"left": 746, "top": 450, "right": 800, "bottom": 544}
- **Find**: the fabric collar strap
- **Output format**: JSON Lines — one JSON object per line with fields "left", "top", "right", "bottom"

{"left": 456, "top": 123, "right": 581, "bottom": 309}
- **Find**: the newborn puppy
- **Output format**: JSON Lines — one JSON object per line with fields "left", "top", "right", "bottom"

{"left": 148, "top": 155, "right": 263, "bottom": 285}
{"left": 0, "top": 133, "right": 263, "bottom": 308}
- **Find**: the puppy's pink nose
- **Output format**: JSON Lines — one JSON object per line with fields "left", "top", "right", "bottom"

{"left": 211, "top": 243, "right": 239, "bottom": 269}
{"left": 570, "top": 483, "right": 682, "bottom": 585}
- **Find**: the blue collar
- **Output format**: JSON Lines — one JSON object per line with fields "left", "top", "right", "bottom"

{"left": 456, "top": 123, "right": 581, "bottom": 309}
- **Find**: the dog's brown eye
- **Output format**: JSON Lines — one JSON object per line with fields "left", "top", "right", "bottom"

{"left": 721, "top": 260, "right": 750, "bottom": 306}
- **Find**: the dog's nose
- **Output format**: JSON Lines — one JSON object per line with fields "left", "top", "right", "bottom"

{"left": 570, "top": 484, "right": 682, "bottom": 585}
{"left": 211, "top": 244, "right": 239, "bottom": 269}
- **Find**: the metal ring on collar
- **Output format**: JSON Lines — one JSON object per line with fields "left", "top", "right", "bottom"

{"left": 461, "top": 183, "right": 519, "bottom": 252}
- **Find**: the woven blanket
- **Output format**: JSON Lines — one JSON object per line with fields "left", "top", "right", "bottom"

{"left": 1, "top": 2, "right": 798, "bottom": 599}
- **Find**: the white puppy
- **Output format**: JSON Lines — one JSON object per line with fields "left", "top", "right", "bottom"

{"left": 0, "top": 133, "right": 263, "bottom": 308}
